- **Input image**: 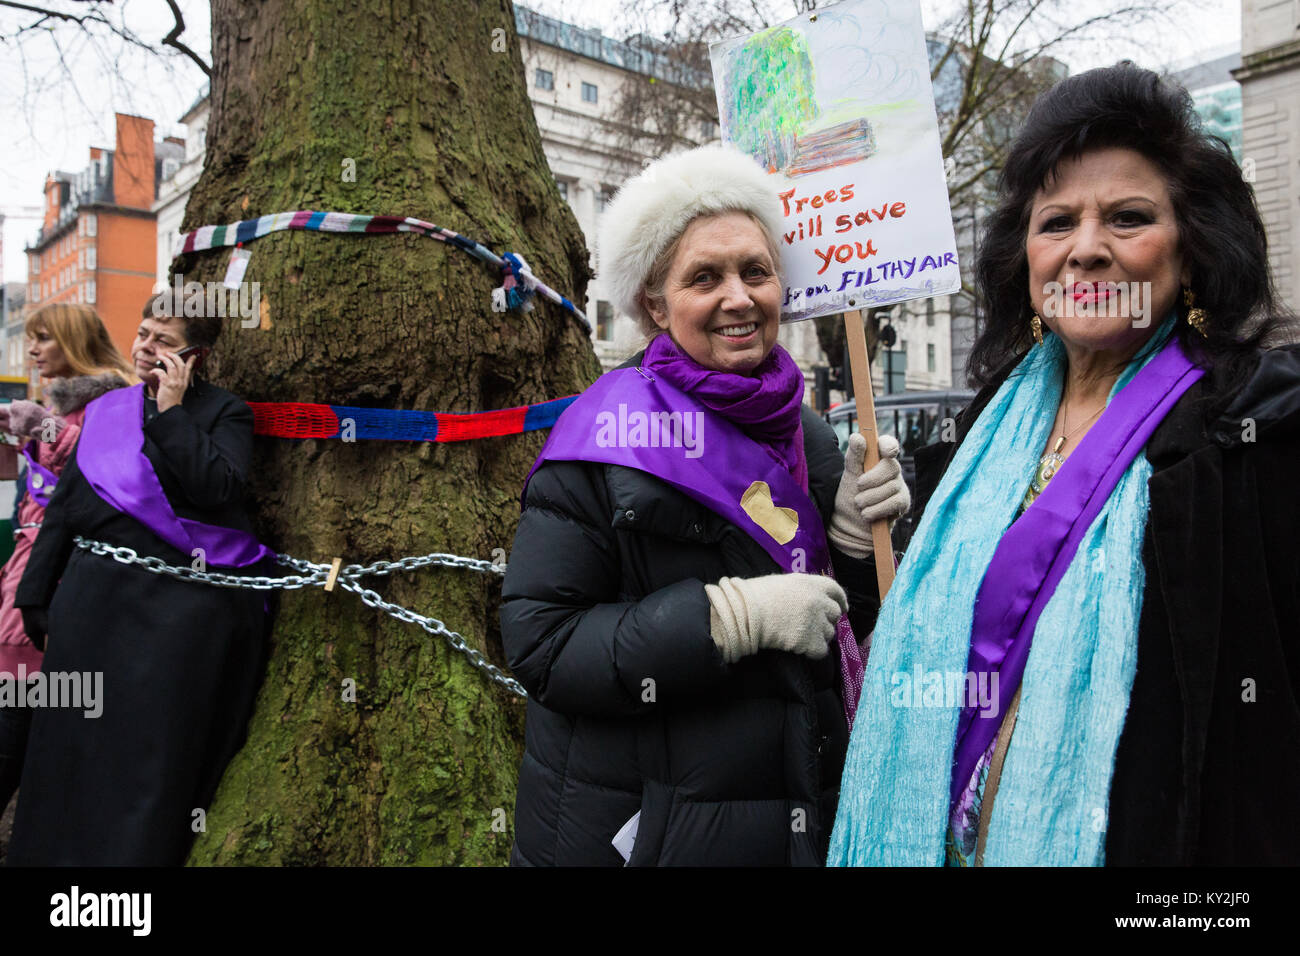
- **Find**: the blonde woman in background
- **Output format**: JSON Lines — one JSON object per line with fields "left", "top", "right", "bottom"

{"left": 0, "top": 303, "right": 133, "bottom": 821}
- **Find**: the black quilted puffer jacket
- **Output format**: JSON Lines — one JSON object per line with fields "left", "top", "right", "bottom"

{"left": 501, "top": 393, "right": 880, "bottom": 866}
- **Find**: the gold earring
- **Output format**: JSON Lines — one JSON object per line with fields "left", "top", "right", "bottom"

{"left": 1183, "top": 287, "right": 1209, "bottom": 338}
{"left": 1030, "top": 312, "right": 1044, "bottom": 346}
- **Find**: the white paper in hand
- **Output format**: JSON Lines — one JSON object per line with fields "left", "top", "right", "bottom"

{"left": 611, "top": 811, "right": 640, "bottom": 863}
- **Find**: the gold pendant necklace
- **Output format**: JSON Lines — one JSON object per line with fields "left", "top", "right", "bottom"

{"left": 1021, "top": 400, "right": 1106, "bottom": 510}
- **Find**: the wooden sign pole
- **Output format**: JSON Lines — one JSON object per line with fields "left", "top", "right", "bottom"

{"left": 843, "top": 309, "right": 896, "bottom": 597}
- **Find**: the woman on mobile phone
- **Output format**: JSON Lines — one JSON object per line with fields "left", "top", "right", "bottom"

{"left": 6, "top": 292, "right": 272, "bottom": 866}
{"left": 0, "top": 303, "right": 133, "bottom": 823}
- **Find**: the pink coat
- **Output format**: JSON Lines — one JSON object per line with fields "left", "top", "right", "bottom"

{"left": 0, "top": 374, "right": 128, "bottom": 674}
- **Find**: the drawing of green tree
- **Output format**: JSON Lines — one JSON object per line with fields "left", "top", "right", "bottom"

{"left": 723, "top": 26, "right": 819, "bottom": 172}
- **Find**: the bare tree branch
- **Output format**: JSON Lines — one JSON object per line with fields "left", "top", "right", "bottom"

{"left": 0, "top": 0, "right": 104, "bottom": 30}
{"left": 0, "top": 0, "right": 210, "bottom": 74}
{"left": 160, "top": 0, "right": 209, "bottom": 75}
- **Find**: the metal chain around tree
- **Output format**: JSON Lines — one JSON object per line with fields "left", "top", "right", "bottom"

{"left": 72, "top": 536, "right": 526, "bottom": 698}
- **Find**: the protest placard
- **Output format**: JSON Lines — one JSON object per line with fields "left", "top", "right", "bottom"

{"left": 710, "top": 0, "right": 961, "bottom": 322}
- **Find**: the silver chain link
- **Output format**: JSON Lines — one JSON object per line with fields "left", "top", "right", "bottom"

{"left": 72, "top": 536, "right": 525, "bottom": 698}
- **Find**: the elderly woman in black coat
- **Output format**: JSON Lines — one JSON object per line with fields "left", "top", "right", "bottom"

{"left": 6, "top": 294, "right": 270, "bottom": 866}
{"left": 501, "top": 145, "right": 909, "bottom": 866}
{"left": 830, "top": 62, "right": 1299, "bottom": 867}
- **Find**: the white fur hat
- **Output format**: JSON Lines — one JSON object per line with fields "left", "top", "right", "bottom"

{"left": 597, "top": 144, "right": 783, "bottom": 324}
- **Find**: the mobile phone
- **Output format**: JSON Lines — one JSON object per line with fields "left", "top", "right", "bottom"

{"left": 154, "top": 346, "right": 209, "bottom": 370}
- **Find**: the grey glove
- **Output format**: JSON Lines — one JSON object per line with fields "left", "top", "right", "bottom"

{"left": 827, "top": 432, "right": 910, "bottom": 559}
{"left": 705, "top": 572, "right": 847, "bottom": 664}
{"left": 4, "top": 400, "right": 56, "bottom": 441}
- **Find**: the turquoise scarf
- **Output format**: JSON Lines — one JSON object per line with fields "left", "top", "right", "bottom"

{"left": 828, "top": 317, "right": 1179, "bottom": 866}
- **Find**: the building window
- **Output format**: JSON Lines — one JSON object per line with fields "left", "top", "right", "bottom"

{"left": 927, "top": 343, "right": 936, "bottom": 373}
{"left": 86, "top": 280, "right": 96, "bottom": 304}
{"left": 85, "top": 247, "right": 96, "bottom": 270}
{"left": 556, "top": 180, "right": 568, "bottom": 201}
{"left": 886, "top": 347, "right": 906, "bottom": 393}
{"left": 701, "top": 119, "right": 719, "bottom": 140}
{"left": 84, "top": 213, "right": 97, "bottom": 237}
{"left": 598, "top": 185, "right": 616, "bottom": 212}
{"left": 926, "top": 297, "right": 935, "bottom": 326}
{"left": 77, "top": 219, "right": 84, "bottom": 237}
{"left": 582, "top": 82, "right": 598, "bottom": 103}
{"left": 29, "top": 255, "right": 38, "bottom": 275}
{"left": 535, "top": 69, "right": 554, "bottom": 91}
{"left": 79, "top": 250, "right": 85, "bottom": 269}
{"left": 596, "top": 300, "right": 613, "bottom": 341}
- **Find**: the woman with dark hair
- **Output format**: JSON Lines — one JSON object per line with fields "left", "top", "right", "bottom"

{"left": 5, "top": 293, "right": 271, "bottom": 866}
{"left": 830, "top": 62, "right": 1299, "bottom": 866}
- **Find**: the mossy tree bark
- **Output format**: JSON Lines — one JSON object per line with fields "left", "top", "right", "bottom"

{"left": 177, "top": 0, "right": 598, "bottom": 864}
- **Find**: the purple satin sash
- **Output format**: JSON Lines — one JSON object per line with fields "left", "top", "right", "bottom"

{"left": 948, "top": 336, "right": 1204, "bottom": 806}
{"left": 21, "top": 444, "right": 58, "bottom": 508}
{"left": 78, "top": 384, "right": 274, "bottom": 568}
{"left": 525, "top": 365, "right": 865, "bottom": 724}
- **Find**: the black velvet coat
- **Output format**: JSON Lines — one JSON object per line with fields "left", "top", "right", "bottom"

{"left": 6, "top": 380, "right": 268, "bottom": 866}
{"left": 501, "top": 375, "right": 878, "bottom": 866}
{"left": 911, "top": 344, "right": 1300, "bottom": 865}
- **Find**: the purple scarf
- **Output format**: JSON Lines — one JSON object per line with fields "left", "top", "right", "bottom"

{"left": 524, "top": 350, "right": 865, "bottom": 725}
{"left": 643, "top": 333, "right": 809, "bottom": 490}
{"left": 78, "top": 384, "right": 274, "bottom": 568}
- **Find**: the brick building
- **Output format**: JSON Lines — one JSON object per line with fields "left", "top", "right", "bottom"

{"left": 22, "top": 113, "right": 184, "bottom": 365}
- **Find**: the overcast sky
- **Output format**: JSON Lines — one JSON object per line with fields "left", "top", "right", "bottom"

{"left": 1, "top": 0, "right": 1240, "bottom": 284}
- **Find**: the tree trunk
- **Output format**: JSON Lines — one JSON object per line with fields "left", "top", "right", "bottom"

{"left": 175, "top": 0, "right": 598, "bottom": 864}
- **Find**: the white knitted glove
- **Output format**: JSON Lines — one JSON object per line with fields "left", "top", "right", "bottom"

{"left": 827, "top": 432, "right": 910, "bottom": 559}
{"left": 705, "top": 573, "right": 847, "bottom": 664}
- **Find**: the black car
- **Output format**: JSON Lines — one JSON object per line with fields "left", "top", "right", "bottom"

{"left": 825, "top": 388, "right": 975, "bottom": 550}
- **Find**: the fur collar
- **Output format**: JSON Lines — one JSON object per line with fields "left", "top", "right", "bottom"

{"left": 45, "top": 372, "right": 132, "bottom": 416}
